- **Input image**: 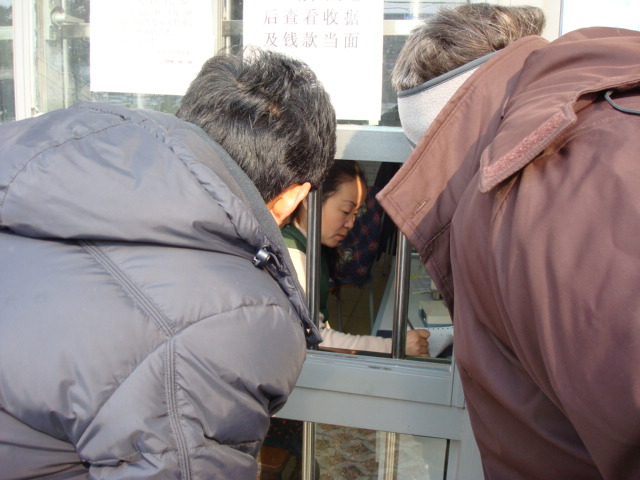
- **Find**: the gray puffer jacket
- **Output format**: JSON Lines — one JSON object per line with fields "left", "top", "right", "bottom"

{"left": 0, "top": 102, "right": 320, "bottom": 479}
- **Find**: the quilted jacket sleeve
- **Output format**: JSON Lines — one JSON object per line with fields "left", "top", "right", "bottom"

{"left": 70, "top": 306, "right": 304, "bottom": 480}
{"left": 79, "top": 305, "right": 306, "bottom": 479}
{"left": 0, "top": 242, "right": 307, "bottom": 480}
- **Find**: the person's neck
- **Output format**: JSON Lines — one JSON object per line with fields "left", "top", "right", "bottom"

{"left": 292, "top": 218, "right": 307, "bottom": 237}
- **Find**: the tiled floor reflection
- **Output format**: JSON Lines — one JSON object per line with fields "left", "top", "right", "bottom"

{"left": 315, "top": 424, "right": 446, "bottom": 480}
{"left": 316, "top": 424, "right": 378, "bottom": 479}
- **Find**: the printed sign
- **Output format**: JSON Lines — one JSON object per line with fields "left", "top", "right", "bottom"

{"left": 243, "top": 0, "right": 384, "bottom": 122}
{"left": 90, "top": 0, "right": 218, "bottom": 95}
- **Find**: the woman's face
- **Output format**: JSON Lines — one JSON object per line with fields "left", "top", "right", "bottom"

{"left": 320, "top": 177, "right": 366, "bottom": 248}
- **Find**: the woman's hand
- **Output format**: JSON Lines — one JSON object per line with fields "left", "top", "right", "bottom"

{"left": 406, "top": 329, "right": 430, "bottom": 356}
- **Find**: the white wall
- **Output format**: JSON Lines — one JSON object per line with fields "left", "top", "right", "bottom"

{"left": 561, "top": 0, "right": 640, "bottom": 34}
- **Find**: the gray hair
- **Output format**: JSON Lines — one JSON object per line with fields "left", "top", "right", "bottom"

{"left": 392, "top": 3, "right": 545, "bottom": 91}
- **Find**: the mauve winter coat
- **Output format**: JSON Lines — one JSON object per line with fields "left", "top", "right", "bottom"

{"left": 379, "top": 28, "right": 640, "bottom": 479}
{"left": 0, "top": 102, "right": 319, "bottom": 479}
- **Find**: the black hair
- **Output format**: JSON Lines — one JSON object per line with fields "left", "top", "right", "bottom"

{"left": 177, "top": 48, "right": 337, "bottom": 203}
{"left": 290, "top": 160, "right": 366, "bottom": 225}
{"left": 320, "top": 160, "right": 366, "bottom": 203}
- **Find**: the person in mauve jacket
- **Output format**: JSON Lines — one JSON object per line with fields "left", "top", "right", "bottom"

{"left": 0, "top": 48, "right": 335, "bottom": 479}
{"left": 378, "top": 4, "right": 640, "bottom": 479}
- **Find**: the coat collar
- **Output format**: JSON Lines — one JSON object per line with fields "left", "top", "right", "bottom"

{"left": 397, "top": 52, "right": 496, "bottom": 148}
{"left": 378, "top": 28, "right": 640, "bottom": 311}
{"left": 377, "top": 36, "right": 547, "bottom": 257}
{"left": 379, "top": 28, "right": 640, "bottom": 256}
{"left": 480, "top": 27, "right": 640, "bottom": 193}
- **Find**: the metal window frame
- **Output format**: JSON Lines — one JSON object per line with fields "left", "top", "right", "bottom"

{"left": 12, "top": 0, "right": 35, "bottom": 120}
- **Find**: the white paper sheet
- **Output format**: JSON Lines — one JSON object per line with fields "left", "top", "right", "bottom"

{"left": 243, "top": 0, "right": 384, "bottom": 122}
{"left": 422, "top": 326, "right": 453, "bottom": 358}
{"left": 90, "top": 0, "right": 218, "bottom": 95}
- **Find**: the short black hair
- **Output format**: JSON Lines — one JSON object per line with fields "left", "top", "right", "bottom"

{"left": 177, "top": 48, "right": 336, "bottom": 203}
{"left": 321, "top": 160, "right": 366, "bottom": 202}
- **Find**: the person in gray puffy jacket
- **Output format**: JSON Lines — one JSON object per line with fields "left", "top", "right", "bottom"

{"left": 0, "top": 48, "right": 335, "bottom": 479}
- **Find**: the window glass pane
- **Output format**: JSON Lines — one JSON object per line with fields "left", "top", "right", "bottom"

{"left": 340, "top": 239, "right": 453, "bottom": 362}
{"left": 0, "top": 0, "right": 13, "bottom": 123}
{"left": 303, "top": 158, "right": 452, "bottom": 362}
{"left": 29, "top": 1, "right": 468, "bottom": 119}
{"left": 33, "top": 0, "right": 181, "bottom": 114}
{"left": 27, "top": 0, "right": 557, "bottom": 118}
{"left": 259, "top": 422, "right": 448, "bottom": 480}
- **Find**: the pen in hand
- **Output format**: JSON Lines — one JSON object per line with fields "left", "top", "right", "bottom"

{"left": 406, "top": 317, "right": 431, "bottom": 357}
{"left": 418, "top": 307, "right": 429, "bottom": 328}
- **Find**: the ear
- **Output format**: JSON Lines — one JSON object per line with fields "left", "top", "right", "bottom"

{"left": 267, "top": 182, "right": 311, "bottom": 226}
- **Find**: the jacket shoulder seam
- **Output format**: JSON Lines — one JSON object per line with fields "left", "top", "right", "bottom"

{"left": 79, "top": 240, "right": 176, "bottom": 337}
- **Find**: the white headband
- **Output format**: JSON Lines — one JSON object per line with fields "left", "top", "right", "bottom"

{"left": 397, "top": 52, "right": 496, "bottom": 147}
